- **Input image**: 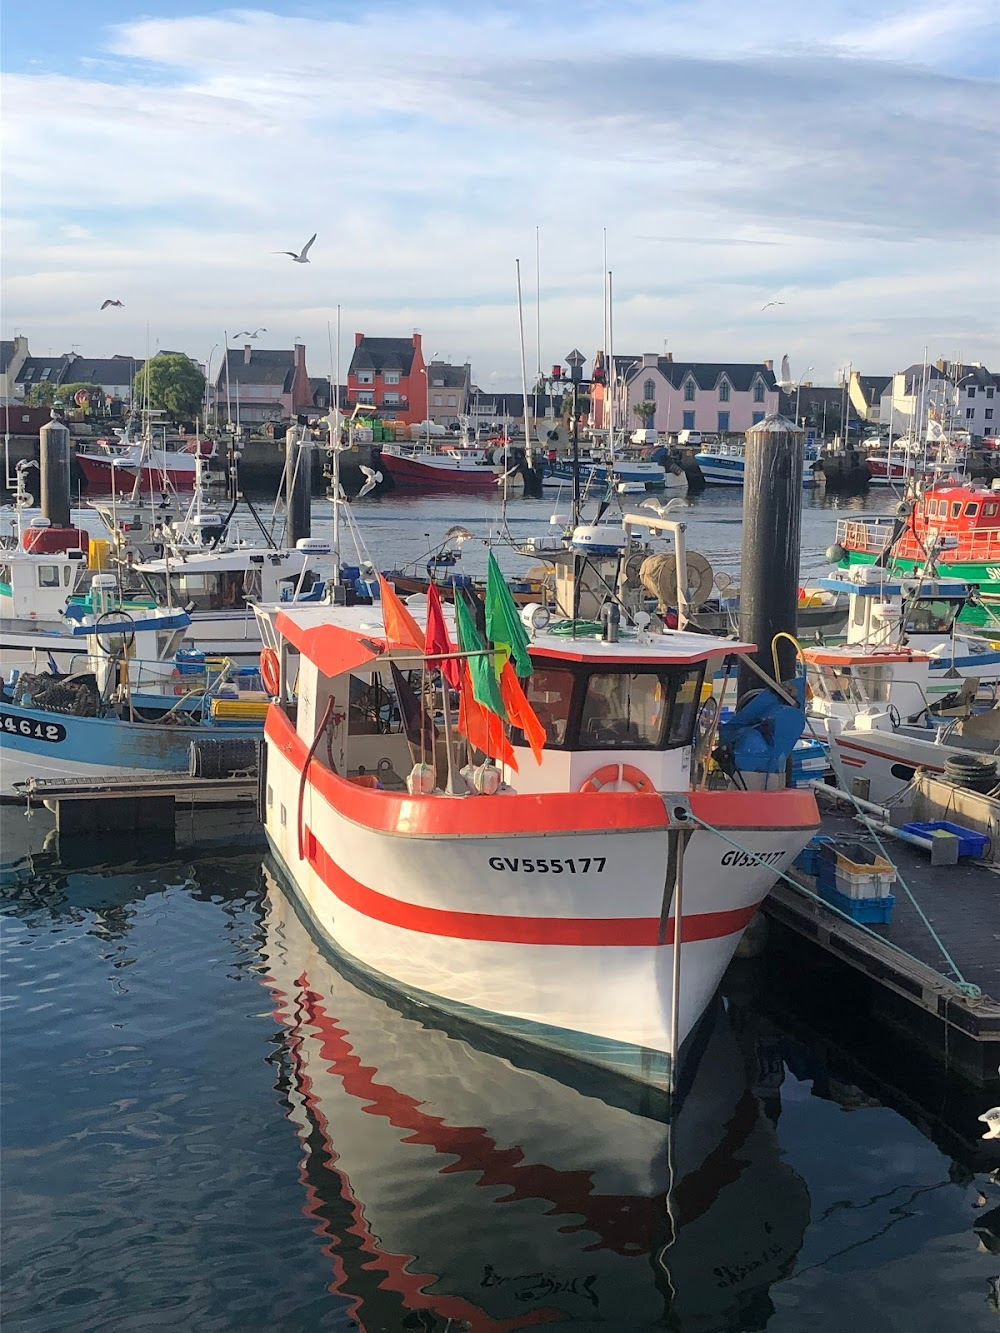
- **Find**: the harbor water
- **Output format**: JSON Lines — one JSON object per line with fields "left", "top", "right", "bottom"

{"left": 1, "top": 811, "right": 998, "bottom": 1331}
{"left": 2, "top": 487, "right": 999, "bottom": 1331}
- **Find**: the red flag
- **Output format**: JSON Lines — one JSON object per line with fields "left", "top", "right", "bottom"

{"left": 457, "top": 665, "right": 518, "bottom": 772}
{"left": 499, "top": 661, "right": 546, "bottom": 765}
{"left": 378, "top": 575, "right": 424, "bottom": 651}
{"left": 425, "top": 582, "right": 460, "bottom": 688}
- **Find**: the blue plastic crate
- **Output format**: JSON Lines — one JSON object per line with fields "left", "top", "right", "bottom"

{"left": 900, "top": 820, "right": 989, "bottom": 859}
{"left": 819, "top": 882, "right": 895, "bottom": 924}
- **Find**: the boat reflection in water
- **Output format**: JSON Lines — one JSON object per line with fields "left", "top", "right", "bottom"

{"left": 261, "top": 871, "right": 811, "bottom": 1331}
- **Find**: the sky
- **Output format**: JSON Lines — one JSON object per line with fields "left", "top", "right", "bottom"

{"left": 2, "top": 0, "right": 999, "bottom": 390}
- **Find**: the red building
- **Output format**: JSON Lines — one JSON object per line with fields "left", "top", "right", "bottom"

{"left": 347, "top": 333, "right": 426, "bottom": 426}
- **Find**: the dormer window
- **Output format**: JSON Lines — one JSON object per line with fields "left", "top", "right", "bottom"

{"left": 683, "top": 379, "right": 696, "bottom": 402}
{"left": 719, "top": 381, "right": 730, "bottom": 402}
{"left": 753, "top": 381, "right": 765, "bottom": 403}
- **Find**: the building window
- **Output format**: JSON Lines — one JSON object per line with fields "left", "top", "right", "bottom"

{"left": 357, "top": 370, "right": 374, "bottom": 385}
{"left": 987, "top": 388, "right": 994, "bottom": 399}
{"left": 718, "top": 411, "right": 730, "bottom": 433}
{"left": 357, "top": 391, "right": 374, "bottom": 404}
{"left": 753, "top": 382, "right": 765, "bottom": 403}
{"left": 682, "top": 410, "right": 695, "bottom": 430}
{"left": 986, "top": 409, "right": 994, "bottom": 421}
{"left": 643, "top": 378, "right": 656, "bottom": 401}
{"left": 383, "top": 392, "right": 400, "bottom": 405}
{"left": 433, "top": 394, "right": 443, "bottom": 407}
{"left": 683, "top": 380, "right": 695, "bottom": 402}
{"left": 446, "top": 395, "right": 456, "bottom": 407}
{"left": 752, "top": 411, "right": 765, "bottom": 425}
{"left": 719, "top": 381, "right": 730, "bottom": 402}
{"left": 383, "top": 371, "right": 400, "bottom": 384}
{"left": 967, "top": 386, "right": 976, "bottom": 398}
{"left": 967, "top": 407, "right": 975, "bottom": 419}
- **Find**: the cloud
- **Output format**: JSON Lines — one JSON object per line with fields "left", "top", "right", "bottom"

{"left": 2, "top": 2, "right": 998, "bottom": 384}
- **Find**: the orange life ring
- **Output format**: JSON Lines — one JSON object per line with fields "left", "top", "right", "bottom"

{"left": 579, "top": 763, "right": 654, "bottom": 794}
{"left": 259, "top": 646, "right": 280, "bottom": 696}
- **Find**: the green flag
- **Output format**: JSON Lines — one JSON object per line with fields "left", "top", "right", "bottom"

{"left": 485, "top": 552, "right": 533, "bottom": 679}
{"left": 454, "top": 591, "right": 508, "bottom": 721}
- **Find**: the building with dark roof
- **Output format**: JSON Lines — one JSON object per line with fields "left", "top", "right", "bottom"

{"left": 425, "top": 360, "right": 471, "bottom": 425}
{"left": 13, "top": 348, "right": 141, "bottom": 403}
{"left": 0, "top": 336, "right": 30, "bottom": 399}
{"left": 592, "top": 351, "right": 779, "bottom": 436}
{"left": 347, "top": 333, "right": 426, "bottom": 425}
{"left": 214, "top": 342, "right": 313, "bottom": 425}
{"left": 848, "top": 372, "right": 892, "bottom": 423}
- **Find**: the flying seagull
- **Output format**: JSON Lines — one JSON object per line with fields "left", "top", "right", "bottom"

{"left": 100, "top": 299, "right": 124, "bottom": 309}
{"left": 761, "top": 300, "right": 785, "bottom": 311}
{"left": 235, "top": 328, "right": 267, "bottom": 338}
{"left": 275, "top": 234, "right": 316, "bottom": 264}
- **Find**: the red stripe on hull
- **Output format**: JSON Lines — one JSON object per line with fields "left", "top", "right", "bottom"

{"left": 266, "top": 705, "right": 819, "bottom": 836}
{"left": 76, "top": 456, "right": 199, "bottom": 492}
{"left": 303, "top": 825, "right": 761, "bottom": 946}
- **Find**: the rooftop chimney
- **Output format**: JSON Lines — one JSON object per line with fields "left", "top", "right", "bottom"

{"left": 764, "top": 359, "right": 773, "bottom": 372}
{"left": 663, "top": 351, "right": 673, "bottom": 362}
{"left": 355, "top": 332, "right": 364, "bottom": 346}
{"left": 294, "top": 342, "right": 306, "bottom": 371}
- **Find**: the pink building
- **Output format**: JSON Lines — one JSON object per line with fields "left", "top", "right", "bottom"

{"left": 606, "top": 353, "right": 779, "bottom": 437}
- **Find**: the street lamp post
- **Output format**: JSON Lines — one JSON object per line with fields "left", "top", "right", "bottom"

{"left": 794, "top": 366, "right": 814, "bottom": 428}
{"left": 205, "top": 343, "right": 219, "bottom": 431}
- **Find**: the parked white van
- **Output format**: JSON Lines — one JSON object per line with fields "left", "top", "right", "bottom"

{"left": 630, "top": 428, "right": 658, "bottom": 445}
{"left": 677, "top": 430, "right": 702, "bottom": 446}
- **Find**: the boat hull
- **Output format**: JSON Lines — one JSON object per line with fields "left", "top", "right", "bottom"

{"left": 262, "top": 705, "right": 818, "bottom": 1089}
{"left": 695, "top": 453, "right": 818, "bottom": 488}
{"left": 76, "top": 452, "right": 207, "bottom": 495}
{"left": 380, "top": 452, "right": 503, "bottom": 490}
{"left": 0, "top": 700, "right": 259, "bottom": 800}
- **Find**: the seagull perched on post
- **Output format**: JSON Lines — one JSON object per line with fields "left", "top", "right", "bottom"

{"left": 274, "top": 234, "right": 316, "bottom": 264}
{"left": 235, "top": 328, "right": 267, "bottom": 338}
{"left": 100, "top": 299, "right": 124, "bottom": 309}
{"left": 761, "top": 300, "right": 785, "bottom": 311}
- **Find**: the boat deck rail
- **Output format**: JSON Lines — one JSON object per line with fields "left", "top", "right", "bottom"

{"left": 838, "top": 517, "right": 1000, "bottom": 563}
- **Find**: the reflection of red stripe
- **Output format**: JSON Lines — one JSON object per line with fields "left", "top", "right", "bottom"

{"left": 304, "top": 829, "right": 760, "bottom": 946}
{"left": 266, "top": 705, "right": 819, "bottom": 837}
{"left": 270, "top": 977, "right": 549, "bottom": 1331}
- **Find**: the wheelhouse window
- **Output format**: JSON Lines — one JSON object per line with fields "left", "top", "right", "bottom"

{"left": 902, "top": 598, "right": 961, "bottom": 635}
{"left": 142, "top": 569, "right": 247, "bottom": 611}
{"left": 515, "top": 662, "right": 705, "bottom": 751}
{"left": 951, "top": 501, "right": 962, "bottom": 518}
{"left": 965, "top": 502, "right": 980, "bottom": 516}
{"left": 521, "top": 666, "right": 576, "bottom": 745}
{"left": 37, "top": 565, "right": 61, "bottom": 589}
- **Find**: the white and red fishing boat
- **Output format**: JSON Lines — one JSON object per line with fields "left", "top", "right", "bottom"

{"left": 380, "top": 440, "right": 516, "bottom": 491}
{"left": 77, "top": 429, "right": 216, "bottom": 495}
{"left": 260, "top": 578, "right": 818, "bottom": 1091}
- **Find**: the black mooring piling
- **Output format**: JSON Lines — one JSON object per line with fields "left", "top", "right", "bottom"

{"left": 738, "top": 413, "right": 804, "bottom": 698}
{"left": 284, "top": 423, "right": 312, "bottom": 546}
{"left": 39, "top": 411, "right": 72, "bottom": 529}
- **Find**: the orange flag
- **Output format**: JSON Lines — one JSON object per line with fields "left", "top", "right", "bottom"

{"left": 500, "top": 661, "right": 546, "bottom": 765}
{"left": 378, "top": 575, "right": 425, "bottom": 650}
{"left": 458, "top": 665, "right": 518, "bottom": 772}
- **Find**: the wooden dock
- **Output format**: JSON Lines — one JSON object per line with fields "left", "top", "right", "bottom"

{"left": 762, "top": 813, "right": 1000, "bottom": 1087}
{"left": 17, "top": 773, "right": 262, "bottom": 850}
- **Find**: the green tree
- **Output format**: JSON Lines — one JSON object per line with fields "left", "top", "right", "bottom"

{"left": 633, "top": 400, "right": 656, "bottom": 428}
{"left": 24, "top": 382, "right": 56, "bottom": 407}
{"left": 133, "top": 354, "right": 206, "bottom": 425}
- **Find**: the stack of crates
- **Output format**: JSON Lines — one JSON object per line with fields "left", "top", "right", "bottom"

{"left": 816, "top": 838, "right": 896, "bottom": 924}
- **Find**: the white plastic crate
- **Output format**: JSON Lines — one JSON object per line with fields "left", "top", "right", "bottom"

{"left": 831, "top": 865, "right": 897, "bottom": 899}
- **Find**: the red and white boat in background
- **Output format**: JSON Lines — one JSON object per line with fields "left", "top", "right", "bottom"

{"left": 380, "top": 440, "right": 518, "bottom": 491}
{"left": 76, "top": 428, "right": 217, "bottom": 495}
{"left": 260, "top": 593, "right": 818, "bottom": 1092}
